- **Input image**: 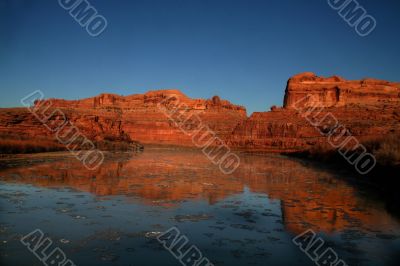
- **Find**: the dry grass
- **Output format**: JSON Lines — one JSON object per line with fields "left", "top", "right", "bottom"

{"left": 364, "top": 134, "right": 400, "bottom": 166}
{"left": 95, "top": 140, "right": 143, "bottom": 152}
{"left": 306, "top": 134, "right": 400, "bottom": 167}
{"left": 308, "top": 142, "right": 337, "bottom": 161}
{"left": 0, "top": 133, "right": 143, "bottom": 154}
{"left": 0, "top": 137, "right": 66, "bottom": 154}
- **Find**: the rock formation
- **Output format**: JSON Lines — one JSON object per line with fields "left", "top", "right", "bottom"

{"left": 0, "top": 73, "right": 399, "bottom": 154}
{"left": 228, "top": 72, "right": 400, "bottom": 152}
{"left": 283, "top": 72, "right": 400, "bottom": 109}
{"left": 0, "top": 90, "right": 246, "bottom": 151}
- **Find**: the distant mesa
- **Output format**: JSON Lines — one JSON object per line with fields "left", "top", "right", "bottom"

{"left": 284, "top": 72, "right": 400, "bottom": 109}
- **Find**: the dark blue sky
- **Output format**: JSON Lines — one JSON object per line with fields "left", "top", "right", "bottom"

{"left": 1, "top": 0, "right": 399, "bottom": 114}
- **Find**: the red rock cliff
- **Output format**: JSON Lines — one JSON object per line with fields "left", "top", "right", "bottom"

{"left": 0, "top": 90, "right": 246, "bottom": 148}
{"left": 283, "top": 72, "right": 400, "bottom": 109}
{"left": 228, "top": 73, "right": 400, "bottom": 152}
{"left": 1, "top": 73, "right": 399, "bottom": 153}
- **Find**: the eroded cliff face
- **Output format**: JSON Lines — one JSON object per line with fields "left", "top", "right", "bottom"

{"left": 228, "top": 105, "right": 400, "bottom": 152}
{"left": 1, "top": 73, "right": 399, "bottom": 153}
{"left": 0, "top": 90, "right": 246, "bottom": 149}
{"left": 228, "top": 73, "right": 400, "bottom": 152}
{"left": 283, "top": 72, "right": 400, "bottom": 109}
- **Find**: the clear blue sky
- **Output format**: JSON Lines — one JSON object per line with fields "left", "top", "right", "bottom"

{"left": 1, "top": 0, "right": 399, "bottom": 114}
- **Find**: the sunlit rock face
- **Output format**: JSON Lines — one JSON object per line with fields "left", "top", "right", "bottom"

{"left": 283, "top": 72, "right": 400, "bottom": 109}
{"left": 228, "top": 73, "right": 400, "bottom": 152}
{"left": 227, "top": 104, "right": 400, "bottom": 152}
{"left": 0, "top": 73, "right": 399, "bottom": 153}
{"left": 0, "top": 90, "right": 246, "bottom": 147}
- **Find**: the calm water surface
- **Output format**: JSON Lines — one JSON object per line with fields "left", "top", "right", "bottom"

{"left": 0, "top": 148, "right": 399, "bottom": 265}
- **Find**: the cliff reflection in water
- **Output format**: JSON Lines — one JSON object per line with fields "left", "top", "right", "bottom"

{"left": 0, "top": 148, "right": 398, "bottom": 235}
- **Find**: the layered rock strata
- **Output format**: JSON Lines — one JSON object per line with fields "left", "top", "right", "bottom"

{"left": 1, "top": 73, "right": 399, "bottom": 153}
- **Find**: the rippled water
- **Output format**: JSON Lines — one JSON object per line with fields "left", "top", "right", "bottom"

{"left": 0, "top": 148, "right": 399, "bottom": 265}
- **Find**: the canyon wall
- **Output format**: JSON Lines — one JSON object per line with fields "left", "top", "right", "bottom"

{"left": 227, "top": 105, "right": 400, "bottom": 152}
{"left": 0, "top": 90, "right": 246, "bottom": 148}
{"left": 227, "top": 73, "right": 400, "bottom": 152}
{"left": 283, "top": 72, "right": 400, "bottom": 109}
{"left": 0, "top": 73, "right": 399, "bottom": 153}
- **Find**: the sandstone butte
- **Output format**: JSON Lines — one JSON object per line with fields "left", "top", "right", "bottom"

{"left": 0, "top": 72, "right": 399, "bottom": 153}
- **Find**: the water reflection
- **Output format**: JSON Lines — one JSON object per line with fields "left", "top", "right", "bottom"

{"left": 0, "top": 148, "right": 398, "bottom": 235}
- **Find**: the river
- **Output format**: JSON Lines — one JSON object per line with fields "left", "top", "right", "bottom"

{"left": 0, "top": 148, "right": 399, "bottom": 265}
